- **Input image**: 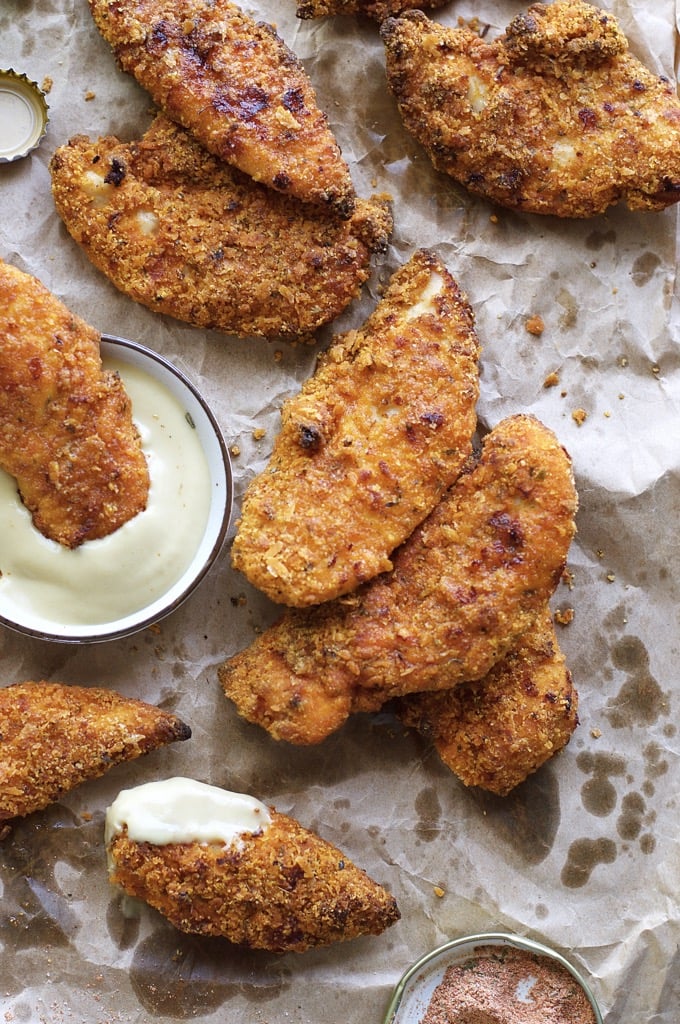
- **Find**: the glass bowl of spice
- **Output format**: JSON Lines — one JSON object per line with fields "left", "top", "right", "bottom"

{"left": 383, "top": 931, "right": 603, "bottom": 1024}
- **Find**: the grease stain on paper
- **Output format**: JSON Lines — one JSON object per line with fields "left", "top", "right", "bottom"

{"left": 604, "top": 635, "right": 668, "bottom": 729}
{"left": 566, "top": 631, "right": 666, "bottom": 882}
{"left": 415, "top": 786, "right": 442, "bottom": 843}
{"left": 129, "top": 928, "right": 290, "bottom": 1016}
{"left": 576, "top": 751, "right": 626, "bottom": 817}
{"left": 630, "top": 251, "right": 662, "bottom": 287}
{"left": 560, "top": 837, "right": 617, "bottom": 889}
{"left": 473, "top": 766, "right": 561, "bottom": 866}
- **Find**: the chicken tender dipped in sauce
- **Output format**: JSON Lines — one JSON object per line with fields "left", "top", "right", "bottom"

{"left": 0, "top": 261, "right": 149, "bottom": 548}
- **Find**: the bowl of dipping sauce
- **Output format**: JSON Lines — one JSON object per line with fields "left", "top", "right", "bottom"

{"left": 0, "top": 334, "right": 232, "bottom": 642}
{"left": 383, "top": 932, "right": 603, "bottom": 1024}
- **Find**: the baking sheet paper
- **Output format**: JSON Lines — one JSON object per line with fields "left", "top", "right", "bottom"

{"left": 1, "top": 1, "right": 679, "bottom": 1021}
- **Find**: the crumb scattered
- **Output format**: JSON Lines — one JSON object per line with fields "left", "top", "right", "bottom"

{"left": 84, "top": 90, "right": 96, "bottom": 101}
{"left": 561, "top": 568, "right": 575, "bottom": 589}
{"left": 41, "top": 76, "right": 53, "bottom": 94}
{"left": 230, "top": 444, "right": 241, "bottom": 457}
{"left": 489, "top": 213, "right": 499, "bottom": 224}
{"left": 604, "top": 410, "right": 611, "bottom": 417}
{"left": 571, "top": 408, "right": 587, "bottom": 426}
{"left": 618, "top": 356, "right": 629, "bottom": 367}
{"left": 433, "top": 885, "right": 446, "bottom": 898}
{"left": 543, "top": 371, "right": 559, "bottom": 388}
{"left": 651, "top": 364, "right": 660, "bottom": 375}
{"left": 253, "top": 428, "right": 266, "bottom": 441}
{"left": 554, "top": 607, "right": 574, "bottom": 626}
{"left": 526, "top": 314, "right": 545, "bottom": 336}
{"left": 606, "top": 572, "right": 616, "bottom": 582}
{"left": 591, "top": 728, "right": 602, "bottom": 739}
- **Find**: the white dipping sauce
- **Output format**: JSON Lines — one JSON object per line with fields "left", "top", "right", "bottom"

{"left": 0, "top": 357, "right": 212, "bottom": 630}
{"left": 105, "top": 777, "right": 272, "bottom": 849}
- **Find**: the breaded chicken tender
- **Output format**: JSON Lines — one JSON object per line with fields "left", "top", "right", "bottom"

{"left": 50, "top": 116, "right": 391, "bottom": 340}
{"left": 89, "top": 0, "right": 355, "bottom": 216}
{"left": 296, "top": 0, "right": 449, "bottom": 23}
{"left": 397, "top": 606, "right": 578, "bottom": 795}
{"left": 219, "top": 414, "right": 577, "bottom": 744}
{"left": 106, "top": 777, "right": 399, "bottom": 951}
{"left": 381, "top": 1, "right": 680, "bottom": 217}
{"left": 0, "top": 261, "right": 149, "bottom": 548}
{"left": 0, "top": 682, "right": 190, "bottom": 824}
{"left": 231, "top": 250, "right": 480, "bottom": 606}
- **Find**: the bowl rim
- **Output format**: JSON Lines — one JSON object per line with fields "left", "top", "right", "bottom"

{"left": 382, "top": 931, "right": 604, "bottom": 1024}
{"left": 0, "top": 333, "right": 232, "bottom": 644}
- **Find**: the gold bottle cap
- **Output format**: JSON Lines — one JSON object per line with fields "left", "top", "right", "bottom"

{"left": 0, "top": 69, "right": 49, "bottom": 163}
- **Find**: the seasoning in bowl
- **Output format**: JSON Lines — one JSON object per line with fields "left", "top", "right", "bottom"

{"left": 421, "top": 944, "right": 597, "bottom": 1024}
{"left": 383, "top": 933, "right": 602, "bottom": 1024}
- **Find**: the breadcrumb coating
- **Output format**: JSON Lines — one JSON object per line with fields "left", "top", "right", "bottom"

{"left": 0, "top": 260, "right": 149, "bottom": 548}
{"left": 108, "top": 809, "right": 400, "bottom": 951}
{"left": 50, "top": 116, "right": 391, "bottom": 340}
{"left": 219, "top": 414, "right": 577, "bottom": 744}
{"left": 88, "top": 0, "right": 356, "bottom": 215}
{"left": 381, "top": 0, "right": 680, "bottom": 217}
{"left": 231, "top": 249, "right": 480, "bottom": 606}
{"left": 0, "top": 682, "right": 190, "bottom": 823}
{"left": 397, "top": 606, "right": 579, "bottom": 795}
{"left": 296, "top": 0, "right": 449, "bottom": 23}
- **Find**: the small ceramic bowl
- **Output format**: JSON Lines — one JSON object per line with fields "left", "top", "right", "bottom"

{"left": 383, "top": 932, "right": 603, "bottom": 1024}
{"left": 0, "top": 334, "right": 232, "bottom": 643}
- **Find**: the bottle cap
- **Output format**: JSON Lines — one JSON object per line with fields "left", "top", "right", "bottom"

{"left": 0, "top": 69, "right": 49, "bottom": 163}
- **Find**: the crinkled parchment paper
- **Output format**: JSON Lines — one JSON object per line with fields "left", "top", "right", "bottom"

{"left": 1, "top": 1, "right": 680, "bottom": 1021}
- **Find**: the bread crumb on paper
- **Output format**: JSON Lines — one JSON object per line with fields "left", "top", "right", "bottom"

{"left": 554, "top": 607, "right": 574, "bottom": 626}
{"left": 572, "top": 408, "right": 587, "bottom": 425}
{"left": 526, "top": 314, "right": 545, "bottom": 336}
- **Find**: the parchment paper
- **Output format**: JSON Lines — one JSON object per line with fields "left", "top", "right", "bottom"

{"left": 1, "top": 1, "right": 679, "bottom": 1022}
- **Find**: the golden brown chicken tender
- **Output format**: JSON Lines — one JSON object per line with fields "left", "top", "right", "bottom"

{"left": 0, "top": 261, "right": 149, "bottom": 548}
{"left": 219, "top": 414, "right": 577, "bottom": 745}
{"left": 50, "top": 116, "right": 391, "bottom": 341}
{"left": 89, "top": 0, "right": 355, "bottom": 216}
{"left": 0, "top": 682, "right": 190, "bottom": 824}
{"left": 106, "top": 783, "right": 400, "bottom": 951}
{"left": 231, "top": 249, "right": 480, "bottom": 606}
{"left": 296, "top": 0, "right": 449, "bottom": 23}
{"left": 397, "top": 606, "right": 579, "bottom": 795}
{"left": 381, "top": 1, "right": 680, "bottom": 217}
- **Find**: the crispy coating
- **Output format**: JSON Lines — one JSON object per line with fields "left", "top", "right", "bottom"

{"left": 0, "top": 261, "right": 149, "bottom": 548}
{"left": 231, "top": 249, "right": 480, "bottom": 606}
{"left": 381, "top": 1, "right": 680, "bottom": 217}
{"left": 397, "top": 606, "right": 579, "bottom": 795}
{"left": 50, "top": 116, "right": 391, "bottom": 341}
{"left": 0, "top": 682, "right": 190, "bottom": 823}
{"left": 219, "top": 414, "right": 577, "bottom": 744}
{"left": 88, "top": 0, "right": 355, "bottom": 216}
{"left": 108, "top": 809, "right": 400, "bottom": 951}
{"left": 296, "top": 0, "right": 449, "bottom": 23}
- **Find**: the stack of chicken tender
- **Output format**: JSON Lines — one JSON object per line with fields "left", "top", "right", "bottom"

{"left": 49, "top": 0, "right": 392, "bottom": 340}
{"left": 221, "top": 248, "right": 580, "bottom": 797}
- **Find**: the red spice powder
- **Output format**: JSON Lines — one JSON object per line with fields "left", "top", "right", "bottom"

{"left": 421, "top": 945, "right": 597, "bottom": 1024}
